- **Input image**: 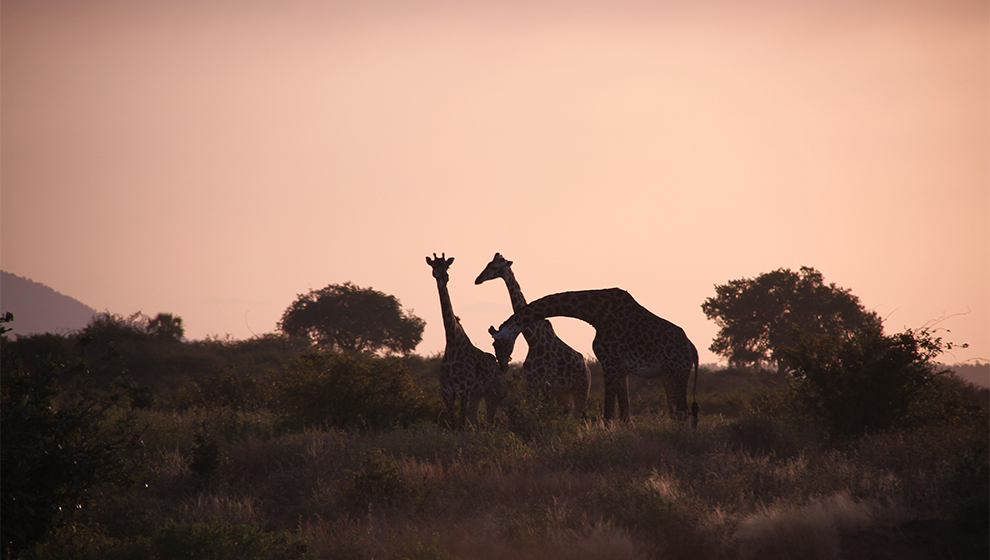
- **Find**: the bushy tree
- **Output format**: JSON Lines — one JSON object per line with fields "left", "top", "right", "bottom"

{"left": 783, "top": 326, "right": 947, "bottom": 439}
{"left": 702, "top": 267, "right": 881, "bottom": 372}
{"left": 278, "top": 282, "right": 425, "bottom": 355}
{"left": 75, "top": 312, "right": 206, "bottom": 392}
{"left": 1, "top": 314, "right": 141, "bottom": 558}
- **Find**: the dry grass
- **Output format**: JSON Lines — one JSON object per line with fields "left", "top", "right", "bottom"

{"left": 735, "top": 493, "right": 876, "bottom": 560}
{"left": 35, "top": 409, "right": 989, "bottom": 560}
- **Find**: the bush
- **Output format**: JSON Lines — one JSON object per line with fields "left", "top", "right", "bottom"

{"left": 340, "top": 448, "right": 416, "bottom": 514}
{"left": 174, "top": 366, "right": 266, "bottom": 411}
{"left": 1, "top": 334, "right": 141, "bottom": 558}
{"left": 275, "top": 353, "right": 441, "bottom": 431}
{"left": 784, "top": 327, "right": 948, "bottom": 439}
{"left": 721, "top": 415, "right": 799, "bottom": 459}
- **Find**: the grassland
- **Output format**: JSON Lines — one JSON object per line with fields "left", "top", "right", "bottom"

{"left": 16, "top": 361, "right": 988, "bottom": 560}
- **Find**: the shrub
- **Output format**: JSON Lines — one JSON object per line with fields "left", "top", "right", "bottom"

{"left": 1, "top": 336, "right": 141, "bottom": 558}
{"left": 721, "top": 415, "right": 799, "bottom": 459}
{"left": 175, "top": 366, "right": 264, "bottom": 411}
{"left": 341, "top": 448, "right": 416, "bottom": 514}
{"left": 189, "top": 427, "right": 225, "bottom": 479}
{"left": 783, "top": 327, "right": 948, "bottom": 439}
{"left": 588, "top": 472, "right": 719, "bottom": 558}
{"left": 389, "top": 532, "right": 451, "bottom": 560}
{"left": 499, "top": 371, "right": 581, "bottom": 444}
{"left": 275, "top": 353, "right": 440, "bottom": 431}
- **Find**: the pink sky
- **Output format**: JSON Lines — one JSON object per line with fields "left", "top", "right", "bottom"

{"left": 2, "top": 0, "right": 987, "bottom": 365}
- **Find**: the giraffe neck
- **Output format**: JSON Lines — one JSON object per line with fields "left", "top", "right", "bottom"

{"left": 500, "top": 288, "right": 623, "bottom": 337}
{"left": 499, "top": 266, "right": 542, "bottom": 344}
{"left": 499, "top": 267, "right": 529, "bottom": 314}
{"left": 436, "top": 277, "right": 467, "bottom": 346}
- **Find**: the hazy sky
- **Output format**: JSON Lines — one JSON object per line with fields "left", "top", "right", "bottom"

{"left": 3, "top": 0, "right": 987, "bottom": 365}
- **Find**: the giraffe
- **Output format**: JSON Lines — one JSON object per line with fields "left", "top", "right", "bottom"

{"left": 489, "top": 288, "right": 699, "bottom": 426}
{"left": 475, "top": 253, "right": 590, "bottom": 419}
{"left": 427, "top": 253, "right": 506, "bottom": 428}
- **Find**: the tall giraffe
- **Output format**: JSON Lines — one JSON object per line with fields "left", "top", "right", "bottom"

{"left": 427, "top": 253, "right": 505, "bottom": 428}
{"left": 489, "top": 288, "right": 699, "bottom": 426}
{"left": 475, "top": 253, "right": 590, "bottom": 418}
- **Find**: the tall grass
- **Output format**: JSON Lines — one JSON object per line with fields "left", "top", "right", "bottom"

{"left": 25, "top": 406, "right": 986, "bottom": 560}
{"left": 10, "top": 355, "right": 986, "bottom": 560}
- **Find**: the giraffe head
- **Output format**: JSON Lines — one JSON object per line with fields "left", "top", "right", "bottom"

{"left": 426, "top": 253, "right": 454, "bottom": 283}
{"left": 488, "top": 324, "right": 516, "bottom": 372}
{"left": 474, "top": 252, "right": 512, "bottom": 285}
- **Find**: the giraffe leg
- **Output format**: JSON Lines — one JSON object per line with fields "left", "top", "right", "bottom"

{"left": 457, "top": 396, "right": 470, "bottom": 430}
{"left": 616, "top": 375, "right": 632, "bottom": 422}
{"left": 484, "top": 392, "right": 502, "bottom": 424}
{"left": 662, "top": 371, "right": 690, "bottom": 422}
{"left": 602, "top": 371, "right": 621, "bottom": 422}
{"left": 442, "top": 386, "right": 458, "bottom": 429}
{"left": 571, "top": 374, "right": 590, "bottom": 420}
{"left": 465, "top": 395, "right": 483, "bottom": 427}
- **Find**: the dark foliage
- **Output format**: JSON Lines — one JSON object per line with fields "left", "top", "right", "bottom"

{"left": 702, "top": 267, "right": 881, "bottom": 372}
{"left": 189, "top": 424, "right": 226, "bottom": 480}
{"left": 19, "top": 519, "right": 309, "bottom": 560}
{"left": 1, "top": 315, "right": 142, "bottom": 559}
{"left": 274, "top": 353, "right": 440, "bottom": 431}
{"left": 783, "top": 326, "right": 953, "bottom": 439}
{"left": 174, "top": 366, "right": 266, "bottom": 411}
{"left": 5, "top": 315, "right": 311, "bottom": 408}
{"left": 278, "top": 282, "right": 425, "bottom": 355}
{"left": 75, "top": 312, "right": 212, "bottom": 393}
{"left": 341, "top": 448, "right": 417, "bottom": 515}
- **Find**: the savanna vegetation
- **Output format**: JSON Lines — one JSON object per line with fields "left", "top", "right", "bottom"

{"left": 2, "top": 274, "right": 988, "bottom": 559}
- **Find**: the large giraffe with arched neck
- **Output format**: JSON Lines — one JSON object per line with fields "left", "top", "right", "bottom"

{"left": 475, "top": 253, "right": 590, "bottom": 418}
{"left": 489, "top": 288, "right": 699, "bottom": 426}
{"left": 427, "top": 253, "right": 505, "bottom": 428}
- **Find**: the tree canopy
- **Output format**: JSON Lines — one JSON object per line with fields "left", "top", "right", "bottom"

{"left": 701, "top": 267, "right": 881, "bottom": 371}
{"left": 147, "top": 313, "right": 184, "bottom": 341}
{"left": 278, "top": 282, "right": 425, "bottom": 355}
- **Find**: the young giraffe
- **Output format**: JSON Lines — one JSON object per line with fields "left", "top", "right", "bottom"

{"left": 427, "top": 253, "right": 505, "bottom": 428}
{"left": 489, "top": 288, "right": 699, "bottom": 426}
{"left": 475, "top": 253, "right": 590, "bottom": 419}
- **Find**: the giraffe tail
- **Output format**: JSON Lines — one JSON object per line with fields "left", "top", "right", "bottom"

{"left": 690, "top": 354, "right": 700, "bottom": 429}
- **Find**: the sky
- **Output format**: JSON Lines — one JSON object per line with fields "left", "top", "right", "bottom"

{"left": 2, "top": 0, "right": 987, "bottom": 366}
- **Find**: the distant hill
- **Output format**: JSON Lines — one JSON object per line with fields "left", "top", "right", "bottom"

{"left": 0, "top": 271, "right": 97, "bottom": 337}
{"left": 944, "top": 362, "right": 990, "bottom": 389}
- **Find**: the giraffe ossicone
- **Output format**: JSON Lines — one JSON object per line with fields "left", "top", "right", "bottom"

{"left": 490, "top": 288, "right": 700, "bottom": 426}
{"left": 475, "top": 253, "right": 590, "bottom": 419}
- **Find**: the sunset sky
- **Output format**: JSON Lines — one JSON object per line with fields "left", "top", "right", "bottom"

{"left": 2, "top": 0, "right": 987, "bottom": 366}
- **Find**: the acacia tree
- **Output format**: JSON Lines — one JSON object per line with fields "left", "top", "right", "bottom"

{"left": 701, "top": 267, "right": 881, "bottom": 372}
{"left": 278, "top": 282, "right": 425, "bottom": 355}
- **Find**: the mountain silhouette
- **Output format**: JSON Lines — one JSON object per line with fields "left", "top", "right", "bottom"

{"left": 0, "top": 271, "right": 97, "bottom": 337}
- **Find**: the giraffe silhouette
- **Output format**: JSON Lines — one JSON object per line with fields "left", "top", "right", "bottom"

{"left": 427, "top": 253, "right": 505, "bottom": 428}
{"left": 489, "top": 288, "right": 699, "bottom": 426}
{"left": 475, "top": 253, "right": 590, "bottom": 418}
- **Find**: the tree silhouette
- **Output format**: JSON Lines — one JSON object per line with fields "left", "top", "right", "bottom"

{"left": 147, "top": 313, "right": 184, "bottom": 341}
{"left": 278, "top": 282, "right": 424, "bottom": 356}
{"left": 702, "top": 267, "right": 881, "bottom": 372}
